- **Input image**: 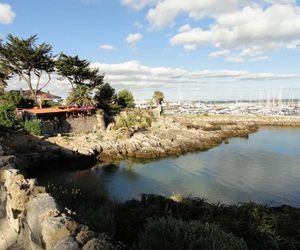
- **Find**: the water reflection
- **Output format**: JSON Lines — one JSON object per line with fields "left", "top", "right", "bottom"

{"left": 36, "top": 127, "right": 300, "bottom": 207}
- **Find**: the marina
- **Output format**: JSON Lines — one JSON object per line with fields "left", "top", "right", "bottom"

{"left": 164, "top": 101, "right": 300, "bottom": 116}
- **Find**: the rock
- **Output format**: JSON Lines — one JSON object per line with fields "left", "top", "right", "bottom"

{"left": 41, "top": 216, "right": 71, "bottom": 250}
{"left": 82, "top": 236, "right": 115, "bottom": 250}
{"left": 26, "top": 193, "right": 59, "bottom": 246}
{"left": 53, "top": 236, "right": 80, "bottom": 250}
{"left": 75, "top": 226, "right": 95, "bottom": 246}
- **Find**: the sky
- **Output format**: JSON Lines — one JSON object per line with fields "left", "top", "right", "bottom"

{"left": 1, "top": 0, "right": 300, "bottom": 101}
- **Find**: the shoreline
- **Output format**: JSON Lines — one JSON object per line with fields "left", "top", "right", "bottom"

{"left": 1, "top": 115, "right": 300, "bottom": 249}
{"left": 46, "top": 114, "right": 300, "bottom": 162}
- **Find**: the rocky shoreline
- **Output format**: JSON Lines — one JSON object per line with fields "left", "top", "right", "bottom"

{"left": 47, "top": 115, "right": 261, "bottom": 162}
{"left": 0, "top": 145, "right": 116, "bottom": 250}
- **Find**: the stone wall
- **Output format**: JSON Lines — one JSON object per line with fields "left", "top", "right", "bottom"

{"left": 41, "top": 113, "right": 106, "bottom": 135}
{"left": 0, "top": 145, "right": 111, "bottom": 250}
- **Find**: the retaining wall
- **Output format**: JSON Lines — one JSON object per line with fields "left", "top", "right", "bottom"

{"left": 41, "top": 114, "right": 106, "bottom": 135}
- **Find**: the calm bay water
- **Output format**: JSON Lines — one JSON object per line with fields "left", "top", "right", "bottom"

{"left": 36, "top": 128, "right": 300, "bottom": 207}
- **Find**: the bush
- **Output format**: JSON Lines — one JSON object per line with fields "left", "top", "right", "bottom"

{"left": 24, "top": 119, "right": 42, "bottom": 136}
{"left": 0, "top": 103, "right": 18, "bottom": 128}
{"left": 42, "top": 100, "right": 58, "bottom": 107}
{"left": 133, "top": 217, "right": 247, "bottom": 250}
{"left": 113, "top": 113, "right": 152, "bottom": 131}
{"left": 117, "top": 89, "right": 135, "bottom": 109}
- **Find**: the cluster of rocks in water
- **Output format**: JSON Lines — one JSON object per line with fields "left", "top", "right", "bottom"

{"left": 0, "top": 145, "right": 116, "bottom": 250}
{"left": 48, "top": 115, "right": 259, "bottom": 161}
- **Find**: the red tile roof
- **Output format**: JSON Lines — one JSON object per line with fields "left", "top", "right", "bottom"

{"left": 23, "top": 107, "right": 96, "bottom": 114}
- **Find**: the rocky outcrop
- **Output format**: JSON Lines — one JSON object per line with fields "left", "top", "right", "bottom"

{"left": 47, "top": 116, "right": 258, "bottom": 161}
{"left": 0, "top": 145, "right": 112, "bottom": 250}
{"left": 0, "top": 129, "right": 94, "bottom": 171}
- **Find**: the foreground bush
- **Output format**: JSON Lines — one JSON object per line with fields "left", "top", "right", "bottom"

{"left": 40, "top": 183, "right": 300, "bottom": 250}
{"left": 24, "top": 119, "right": 42, "bottom": 136}
{"left": 133, "top": 217, "right": 247, "bottom": 250}
{"left": 0, "top": 103, "right": 18, "bottom": 128}
{"left": 115, "top": 194, "right": 300, "bottom": 249}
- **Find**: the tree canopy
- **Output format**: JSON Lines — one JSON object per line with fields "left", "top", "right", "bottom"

{"left": 94, "top": 83, "right": 119, "bottom": 114}
{"left": 56, "top": 54, "right": 104, "bottom": 89}
{"left": 0, "top": 34, "right": 55, "bottom": 104}
{"left": 117, "top": 89, "right": 135, "bottom": 109}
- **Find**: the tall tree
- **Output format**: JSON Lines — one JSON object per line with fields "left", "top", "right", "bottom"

{"left": 153, "top": 91, "right": 164, "bottom": 106}
{"left": 117, "top": 89, "right": 135, "bottom": 109}
{"left": 0, "top": 34, "right": 55, "bottom": 104}
{"left": 56, "top": 53, "right": 104, "bottom": 89}
{"left": 66, "top": 85, "right": 95, "bottom": 107}
{"left": 94, "top": 82, "right": 118, "bottom": 113}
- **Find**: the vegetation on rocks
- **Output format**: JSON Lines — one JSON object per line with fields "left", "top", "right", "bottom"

{"left": 112, "top": 112, "right": 153, "bottom": 131}
{"left": 23, "top": 120, "right": 42, "bottom": 136}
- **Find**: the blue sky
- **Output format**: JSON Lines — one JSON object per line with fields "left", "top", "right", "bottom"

{"left": 1, "top": 0, "right": 300, "bottom": 100}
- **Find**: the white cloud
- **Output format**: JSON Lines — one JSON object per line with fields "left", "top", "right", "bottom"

{"left": 225, "top": 56, "right": 244, "bottom": 63}
{"left": 120, "top": 0, "right": 156, "bottom": 11}
{"left": 170, "top": 4, "right": 300, "bottom": 60}
{"left": 98, "top": 44, "right": 117, "bottom": 50}
{"left": 121, "top": 0, "right": 300, "bottom": 61}
{"left": 6, "top": 61, "right": 300, "bottom": 98}
{"left": 0, "top": 3, "right": 16, "bottom": 24}
{"left": 178, "top": 24, "right": 192, "bottom": 33}
{"left": 91, "top": 60, "right": 300, "bottom": 87}
{"left": 250, "top": 56, "right": 269, "bottom": 61}
{"left": 146, "top": 0, "right": 243, "bottom": 29}
{"left": 125, "top": 33, "right": 143, "bottom": 45}
{"left": 209, "top": 50, "right": 230, "bottom": 58}
{"left": 263, "top": 0, "right": 296, "bottom": 4}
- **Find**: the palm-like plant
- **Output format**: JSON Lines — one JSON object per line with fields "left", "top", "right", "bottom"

{"left": 153, "top": 91, "right": 164, "bottom": 106}
{"left": 66, "top": 85, "right": 95, "bottom": 107}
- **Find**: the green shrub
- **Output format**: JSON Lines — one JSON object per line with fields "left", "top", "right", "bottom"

{"left": 133, "top": 217, "right": 247, "bottom": 250}
{"left": 24, "top": 119, "right": 42, "bottom": 136}
{"left": 0, "top": 103, "right": 18, "bottom": 128}
{"left": 113, "top": 113, "right": 152, "bottom": 131}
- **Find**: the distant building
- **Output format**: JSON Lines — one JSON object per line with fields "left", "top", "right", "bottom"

{"left": 135, "top": 99, "right": 154, "bottom": 109}
{"left": 18, "top": 89, "right": 62, "bottom": 103}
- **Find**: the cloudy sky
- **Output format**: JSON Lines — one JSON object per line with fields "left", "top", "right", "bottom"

{"left": 1, "top": 0, "right": 300, "bottom": 100}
